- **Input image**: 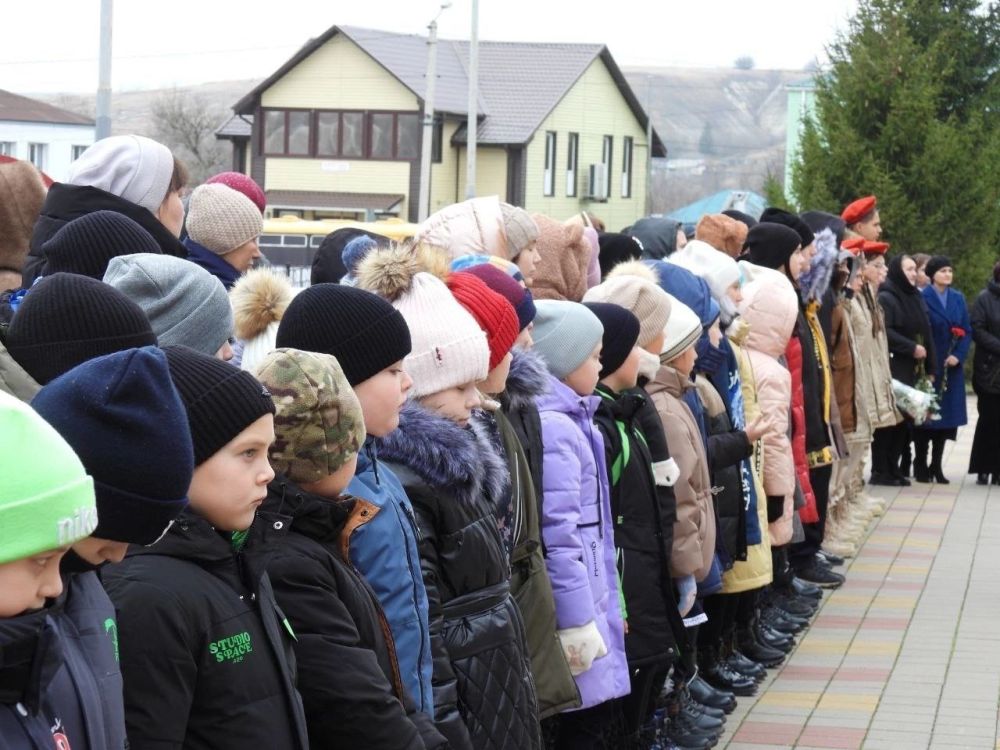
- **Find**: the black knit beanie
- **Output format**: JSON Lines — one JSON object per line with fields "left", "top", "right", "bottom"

{"left": 597, "top": 232, "right": 643, "bottom": 279}
{"left": 583, "top": 302, "right": 641, "bottom": 379}
{"left": 311, "top": 228, "right": 390, "bottom": 285}
{"left": 6, "top": 273, "right": 157, "bottom": 385}
{"left": 163, "top": 345, "right": 276, "bottom": 466}
{"left": 744, "top": 223, "right": 803, "bottom": 274}
{"left": 722, "top": 209, "right": 758, "bottom": 230}
{"left": 42, "top": 210, "right": 161, "bottom": 279}
{"left": 759, "top": 208, "right": 815, "bottom": 248}
{"left": 924, "top": 255, "right": 953, "bottom": 282}
{"left": 276, "top": 283, "right": 412, "bottom": 386}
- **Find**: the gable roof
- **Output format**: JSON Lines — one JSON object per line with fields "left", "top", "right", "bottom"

{"left": 233, "top": 25, "right": 665, "bottom": 156}
{"left": 0, "top": 89, "right": 94, "bottom": 126}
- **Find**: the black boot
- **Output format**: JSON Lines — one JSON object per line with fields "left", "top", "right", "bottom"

{"left": 698, "top": 644, "right": 757, "bottom": 696}
{"left": 931, "top": 435, "right": 949, "bottom": 484}
{"left": 977, "top": 473, "right": 989, "bottom": 485}
{"left": 687, "top": 675, "right": 737, "bottom": 715}
{"left": 914, "top": 434, "right": 931, "bottom": 483}
{"left": 737, "top": 626, "right": 785, "bottom": 668}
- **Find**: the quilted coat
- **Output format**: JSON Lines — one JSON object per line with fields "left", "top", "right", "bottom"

{"left": 739, "top": 270, "right": 799, "bottom": 545}
{"left": 536, "top": 374, "right": 630, "bottom": 710}
{"left": 645, "top": 363, "right": 717, "bottom": 581}
{"left": 376, "top": 400, "right": 541, "bottom": 750}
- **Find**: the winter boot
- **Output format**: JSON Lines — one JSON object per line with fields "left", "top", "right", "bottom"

{"left": 931, "top": 435, "right": 950, "bottom": 484}
{"left": 913, "top": 436, "right": 931, "bottom": 483}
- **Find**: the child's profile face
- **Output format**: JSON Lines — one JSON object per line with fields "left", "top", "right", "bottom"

{"left": 0, "top": 548, "right": 67, "bottom": 617}
{"left": 669, "top": 345, "right": 698, "bottom": 378}
{"left": 563, "top": 343, "right": 603, "bottom": 396}
{"left": 419, "top": 382, "right": 482, "bottom": 428}
{"left": 188, "top": 415, "right": 276, "bottom": 532}
{"left": 354, "top": 361, "right": 413, "bottom": 438}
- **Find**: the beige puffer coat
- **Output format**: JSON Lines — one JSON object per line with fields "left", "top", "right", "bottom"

{"left": 645, "top": 363, "right": 716, "bottom": 581}
{"left": 851, "top": 287, "right": 898, "bottom": 429}
{"left": 739, "top": 268, "right": 799, "bottom": 546}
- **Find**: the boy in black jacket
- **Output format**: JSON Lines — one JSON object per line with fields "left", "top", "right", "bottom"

{"left": 103, "top": 346, "right": 309, "bottom": 750}
{"left": 253, "top": 347, "right": 448, "bottom": 750}
{"left": 583, "top": 302, "right": 688, "bottom": 746}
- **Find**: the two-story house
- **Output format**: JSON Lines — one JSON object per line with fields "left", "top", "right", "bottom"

{"left": 217, "top": 25, "right": 665, "bottom": 229}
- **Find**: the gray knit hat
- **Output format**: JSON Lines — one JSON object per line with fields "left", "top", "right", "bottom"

{"left": 104, "top": 253, "right": 233, "bottom": 356}
{"left": 499, "top": 203, "right": 539, "bottom": 260}
{"left": 531, "top": 300, "right": 604, "bottom": 380}
{"left": 67, "top": 135, "right": 174, "bottom": 214}
{"left": 186, "top": 184, "right": 263, "bottom": 256}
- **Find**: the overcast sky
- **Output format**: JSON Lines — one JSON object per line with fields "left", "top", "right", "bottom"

{"left": 5, "top": 0, "right": 858, "bottom": 95}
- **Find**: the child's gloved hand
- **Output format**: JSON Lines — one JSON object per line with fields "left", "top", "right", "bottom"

{"left": 675, "top": 574, "right": 697, "bottom": 617}
{"left": 557, "top": 621, "right": 608, "bottom": 676}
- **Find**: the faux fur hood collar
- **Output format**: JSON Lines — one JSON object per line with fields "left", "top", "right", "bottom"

{"left": 798, "top": 227, "right": 838, "bottom": 303}
{"left": 502, "top": 348, "right": 550, "bottom": 410}
{"left": 374, "top": 399, "right": 509, "bottom": 508}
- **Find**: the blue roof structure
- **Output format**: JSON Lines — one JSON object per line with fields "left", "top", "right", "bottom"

{"left": 666, "top": 190, "right": 768, "bottom": 224}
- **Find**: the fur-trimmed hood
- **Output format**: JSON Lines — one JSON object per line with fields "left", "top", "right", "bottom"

{"left": 503, "top": 348, "right": 550, "bottom": 411}
{"left": 798, "top": 227, "right": 838, "bottom": 303}
{"left": 375, "top": 399, "right": 509, "bottom": 508}
{"left": 230, "top": 268, "right": 296, "bottom": 341}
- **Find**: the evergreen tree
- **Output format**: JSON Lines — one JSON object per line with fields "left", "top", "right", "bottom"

{"left": 792, "top": 0, "right": 1000, "bottom": 298}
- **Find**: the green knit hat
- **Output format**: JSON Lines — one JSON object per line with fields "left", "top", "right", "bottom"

{"left": 0, "top": 391, "right": 96, "bottom": 565}
{"left": 254, "top": 348, "right": 366, "bottom": 486}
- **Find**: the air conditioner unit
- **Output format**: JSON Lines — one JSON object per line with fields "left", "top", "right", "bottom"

{"left": 585, "top": 163, "right": 608, "bottom": 202}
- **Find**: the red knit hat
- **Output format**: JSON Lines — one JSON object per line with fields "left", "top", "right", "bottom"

{"left": 841, "top": 196, "right": 877, "bottom": 225}
{"left": 205, "top": 172, "right": 266, "bottom": 214}
{"left": 447, "top": 272, "right": 519, "bottom": 371}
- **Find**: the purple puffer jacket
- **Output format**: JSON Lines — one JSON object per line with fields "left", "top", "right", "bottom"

{"left": 536, "top": 374, "right": 630, "bottom": 710}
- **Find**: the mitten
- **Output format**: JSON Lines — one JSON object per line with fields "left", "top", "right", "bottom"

{"left": 557, "top": 620, "right": 608, "bottom": 676}
{"left": 675, "top": 574, "right": 697, "bottom": 617}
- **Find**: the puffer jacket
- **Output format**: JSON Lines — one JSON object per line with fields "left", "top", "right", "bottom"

{"left": 594, "top": 383, "right": 682, "bottom": 669}
{"left": 536, "top": 374, "right": 630, "bottom": 710}
{"left": 483, "top": 405, "right": 580, "bottom": 719}
{"left": 720, "top": 338, "right": 773, "bottom": 593}
{"left": 376, "top": 401, "right": 540, "bottom": 750}
{"left": 101, "top": 511, "right": 309, "bottom": 750}
{"left": 500, "top": 349, "right": 549, "bottom": 508}
{"left": 846, "top": 294, "right": 877, "bottom": 439}
{"left": 347, "top": 442, "right": 434, "bottom": 720}
{"left": 248, "top": 479, "right": 448, "bottom": 750}
{"left": 829, "top": 297, "right": 857, "bottom": 434}
{"left": 740, "top": 270, "right": 799, "bottom": 546}
{"left": 415, "top": 196, "right": 508, "bottom": 261}
{"left": 854, "top": 286, "right": 898, "bottom": 428}
{"left": 23, "top": 182, "right": 186, "bottom": 285}
{"left": 786, "top": 333, "right": 819, "bottom": 524}
{"left": 646, "top": 363, "right": 717, "bottom": 581}
{"left": 0, "top": 337, "right": 40, "bottom": 402}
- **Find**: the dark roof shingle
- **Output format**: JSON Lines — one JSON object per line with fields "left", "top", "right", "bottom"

{"left": 0, "top": 90, "right": 94, "bottom": 126}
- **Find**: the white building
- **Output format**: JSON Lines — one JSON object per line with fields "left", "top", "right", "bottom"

{"left": 0, "top": 90, "right": 94, "bottom": 182}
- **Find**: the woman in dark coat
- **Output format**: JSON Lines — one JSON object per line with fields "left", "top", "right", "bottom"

{"left": 914, "top": 256, "right": 972, "bottom": 484}
{"left": 968, "top": 262, "right": 1000, "bottom": 484}
{"left": 876, "top": 255, "right": 935, "bottom": 482}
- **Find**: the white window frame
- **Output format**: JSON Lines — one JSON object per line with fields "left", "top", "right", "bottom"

{"left": 71, "top": 144, "right": 89, "bottom": 161}
{"left": 566, "top": 132, "right": 579, "bottom": 197}
{"left": 0, "top": 142, "right": 14, "bottom": 157}
{"left": 621, "top": 136, "right": 633, "bottom": 198}
{"left": 543, "top": 131, "right": 557, "bottom": 197}
{"left": 28, "top": 142, "right": 47, "bottom": 170}
{"left": 601, "top": 135, "right": 613, "bottom": 199}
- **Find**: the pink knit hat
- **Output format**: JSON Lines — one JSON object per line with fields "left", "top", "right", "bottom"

{"left": 205, "top": 172, "right": 266, "bottom": 214}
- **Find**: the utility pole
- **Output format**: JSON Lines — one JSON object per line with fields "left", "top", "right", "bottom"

{"left": 418, "top": 5, "right": 452, "bottom": 222}
{"left": 464, "top": 0, "right": 479, "bottom": 199}
{"left": 96, "top": 0, "right": 113, "bottom": 141}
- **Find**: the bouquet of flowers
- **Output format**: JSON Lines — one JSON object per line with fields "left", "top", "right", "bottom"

{"left": 893, "top": 378, "right": 941, "bottom": 426}
{"left": 913, "top": 334, "right": 940, "bottom": 421}
{"left": 941, "top": 326, "right": 967, "bottom": 393}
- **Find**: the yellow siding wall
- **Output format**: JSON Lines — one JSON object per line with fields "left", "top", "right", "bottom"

{"left": 261, "top": 34, "right": 418, "bottom": 110}
{"left": 259, "top": 34, "right": 418, "bottom": 217}
{"left": 524, "top": 58, "right": 648, "bottom": 229}
{"left": 457, "top": 147, "right": 508, "bottom": 203}
{"left": 429, "top": 120, "right": 461, "bottom": 211}
{"left": 265, "top": 159, "right": 411, "bottom": 217}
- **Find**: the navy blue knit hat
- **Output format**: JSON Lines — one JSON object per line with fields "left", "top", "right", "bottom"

{"left": 583, "top": 302, "right": 640, "bottom": 379}
{"left": 42, "top": 210, "right": 161, "bottom": 279}
{"left": 31, "top": 346, "right": 192, "bottom": 544}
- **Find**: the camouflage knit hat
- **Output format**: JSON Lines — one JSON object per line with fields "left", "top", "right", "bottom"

{"left": 254, "top": 348, "right": 365, "bottom": 485}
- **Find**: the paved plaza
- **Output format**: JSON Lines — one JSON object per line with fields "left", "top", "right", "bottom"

{"left": 721, "top": 409, "right": 1000, "bottom": 749}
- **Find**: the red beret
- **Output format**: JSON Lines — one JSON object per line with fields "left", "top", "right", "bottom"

{"left": 862, "top": 240, "right": 890, "bottom": 256}
{"left": 841, "top": 196, "right": 877, "bottom": 225}
{"left": 841, "top": 237, "right": 865, "bottom": 254}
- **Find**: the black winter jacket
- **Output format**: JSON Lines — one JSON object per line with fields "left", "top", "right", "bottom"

{"left": 971, "top": 282, "right": 1000, "bottom": 395}
{"left": 101, "top": 511, "right": 309, "bottom": 750}
{"left": 22, "top": 182, "right": 187, "bottom": 284}
{"left": 377, "top": 401, "right": 541, "bottom": 750}
{"left": 594, "top": 384, "right": 682, "bottom": 668}
{"left": 796, "top": 306, "right": 831, "bottom": 460}
{"left": 500, "top": 350, "right": 548, "bottom": 512}
{"left": 249, "top": 480, "right": 449, "bottom": 749}
{"left": 879, "top": 258, "right": 935, "bottom": 387}
{"left": 0, "top": 603, "right": 110, "bottom": 750}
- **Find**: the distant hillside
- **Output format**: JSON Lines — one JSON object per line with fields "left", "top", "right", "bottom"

{"left": 38, "top": 66, "right": 807, "bottom": 214}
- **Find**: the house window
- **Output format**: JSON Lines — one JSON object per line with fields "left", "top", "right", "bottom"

{"left": 601, "top": 136, "right": 613, "bottom": 199}
{"left": 431, "top": 116, "right": 443, "bottom": 164}
{"left": 341, "top": 112, "right": 364, "bottom": 157}
{"left": 316, "top": 112, "right": 341, "bottom": 156}
{"left": 543, "top": 131, "right": 557, "bottom": 197}
{"left": 28, "top": 143, "right": 47, "bottom": 170}
{"left": 264, "top": 111, "right": 287, "bottom": 154}
{"left": 71, "top": 144, "right": 89, "bottom": 161}
{"left": 621, "top": 136, "right": 633, "bottom": 198}
{"left": 566, "top": 132, "right": 579, "bottom": 197}
{"left": 264, "top": 109, "right": 420, "bottom": 160}
{"left": 396, "top": 114, "right": 420, "bottom": 160}
{"left": 0, "top": 142, "right": 14, "bottom": 157}
{"left": 287, "top": 111, "right": 311, "bottom": 155}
